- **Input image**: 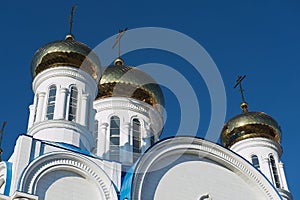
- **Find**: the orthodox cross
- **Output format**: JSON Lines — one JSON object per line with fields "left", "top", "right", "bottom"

{"left": 234, "top": 75, "right": 246, "bottom": 103}
{"left": 234, "top": 75, "right": 248, "bottom": 112}
{"left": 112, "top": 27, "right": 128, "bottom": 58}
{"left": 69, "top": 5, "right": 77, "bottom": 36}
{"left": 0, "top": 121, "right": 7, "bottom": 161}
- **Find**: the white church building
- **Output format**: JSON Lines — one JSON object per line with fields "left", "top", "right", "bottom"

{"left": 0, "top": 29, "right": 293, "bottom": 199}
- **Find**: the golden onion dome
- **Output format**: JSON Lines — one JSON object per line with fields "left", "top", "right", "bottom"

{"left": 97, "top": 58, "right": 164, "bottom": 113}
{"left": 31, "top": 35, "right": 101, "bottom": 81}
{"left": 221, "top": 111, "right": 282, "bottom": 148}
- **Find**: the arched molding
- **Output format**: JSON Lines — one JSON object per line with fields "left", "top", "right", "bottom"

{"left": 130, "top": 137, "right": 282, "bottom": 200}
{"left": 19, "top": 152, "right": 118, "bottom": 200}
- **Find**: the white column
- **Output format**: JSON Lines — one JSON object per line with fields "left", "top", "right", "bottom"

{"left": 261, "top": 157, "right": 273, "bottom": 183}
{"left": 55, "top": 87, "right": 68, "bottom": 119}
{"left": 35, "top": 92, "right": 46, "bottom": 123}
{"left": 27, "top": 105, "right": 35, "bottom": 130}
{"left": 123, "top": 122, "right": 132, "bottom": 164}
{"left": 98, "top": 123, "right": 108, "bottom": 158}
{"left": 79, "top": 94, "right": 89, "bottom": 126}
{"left": 143, "top": 124, "right": 151, "bottom": 152}
{"left": 89, "top": 109, "right": 96, "bottom": 132}
{"left": 278, "top": 161, "right": 289, "bottom": 190}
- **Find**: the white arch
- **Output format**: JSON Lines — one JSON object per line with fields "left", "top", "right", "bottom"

{"left": 19, "top": 152, "right": 118, "bottom": 200}
{"left": 129, "top": 137, "right": 282, "bottom": 200}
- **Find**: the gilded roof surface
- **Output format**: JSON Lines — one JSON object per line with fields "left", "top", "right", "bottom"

{"left": 31, "top": 37, "right": 101, "bottom": 81}
{"left": 221, "top": 111, "right": 282, "bottom": 147}
{"left": 97, "top": 65, "right": 164, "bottom": 113}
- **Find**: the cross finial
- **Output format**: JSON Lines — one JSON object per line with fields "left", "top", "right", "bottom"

{"left": 234, "top": 75, "right": 248, "bottom": 112}
{"left": 112, "top": 27, "right": 128, "bottom": 62}
{"left": 67, "top": 5, "right": 77, "bottom": 39}
{"left": 0, "top": 121, "right": 7, "bottom": 161}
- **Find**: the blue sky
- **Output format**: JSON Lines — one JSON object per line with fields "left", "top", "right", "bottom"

{"left": 0, "top": 0, "right": 299, "bottom": 198}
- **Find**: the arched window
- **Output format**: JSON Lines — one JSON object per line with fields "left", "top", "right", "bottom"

{"left": 251, "top": 155, "right": 260, "bottom": 169}
{"left": 110, "top": 116, "right": 120, "bottom": 161}
{"left": 133, "top": 118, "right": 141, "bottom": 161}
{"left": 46, "top": 85, "right": 56, "bottom": 120}
{"left": 269, "top": 154, "right": 281, "bottom": 188}
{"left": 68, "top": 86, "right": 78, "bottom": 121}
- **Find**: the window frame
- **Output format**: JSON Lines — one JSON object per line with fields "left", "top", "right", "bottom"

{"left": 67, "top": 85, "right": 78, "bottom": 121}
{"left": 251, "top": 154, "right": 260, "bottom": 169}
{"left": 109, "top": 116, "right": 120, "bottom": 161}
{"left": 132, "top": 118, "right": 142, "bottom": 162}
{"left": 46, "top": 85, "right": 57, "bottom": 120}
{"left": 269, "top": 154, "right": 281, "bottom": 188}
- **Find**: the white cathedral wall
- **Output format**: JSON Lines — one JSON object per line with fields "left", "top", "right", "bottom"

{"left": 6, "top": 135, "right": 121, "bottom": 197}
{"left": 7, "top": 135, "right": 33, "bottom": 196}
{"left": 153, "top": 160, "right": 263, "bottom": 200}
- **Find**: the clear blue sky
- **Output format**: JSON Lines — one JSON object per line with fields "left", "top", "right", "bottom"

{"left": 0, "top": 0, "right": 299, "bottom": 198}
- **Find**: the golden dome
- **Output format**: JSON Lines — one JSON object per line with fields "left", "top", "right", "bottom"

{"left": 97, "top": 61, "right": 164, "bottom": 113}
{"left": 31, "top": 35, "right": 101, "bottom": 81}
{"left": 221, "top": 111, "right": 282, "bottom": 148}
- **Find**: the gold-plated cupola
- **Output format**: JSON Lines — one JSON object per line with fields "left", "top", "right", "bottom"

{"left": 30, "top": 6, "right": 101, "bottom": 81}
{"left": 97, "top": 58, "right": 164, "bottom": 114}
{"left": 97, "top": 28, "right": 164, "bottom": 113}
{"left": 221, "top": 76, "right": 282, "bottom": 148}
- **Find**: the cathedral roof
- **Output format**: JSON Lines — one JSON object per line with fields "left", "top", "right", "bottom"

{"left": 96, "top": 58, "right": 164, "bottom": 114}
{"left": 31, "top": 35, "right": 101, "bottom": 81}
{"left": 221, "top": 111, "right": 282, "bottom": 148}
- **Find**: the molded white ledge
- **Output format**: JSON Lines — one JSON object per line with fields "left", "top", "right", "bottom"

{"left": 32, "top": 66, "right": 97, "bottom": 96}
{"left": 230, "top": 137, "right": 282, "bottom": 157}
{"left": 27, "top": 120, "right": 93, "bottom": 150}
{"left": 94, "top": 97, "right": 164, "bottom": 136}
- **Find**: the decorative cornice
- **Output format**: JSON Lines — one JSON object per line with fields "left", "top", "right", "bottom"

{"left": 32, "top": 67, "right": 97, "bottom": 93}
{"left": 27, "top": 120, "right": 93, "bottom": 147}
{"left": 230, "top": 137, "right": 282, "bottom": 157}
{"left": 94, "top": 97, "right": 163, "bottom": 133}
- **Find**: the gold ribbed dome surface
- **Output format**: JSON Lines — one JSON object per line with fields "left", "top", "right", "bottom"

{"left": 31, "top": 36, "right": 101, "bottom": 81}
{"left": 221, "top": 111, "right": 282, "bottom": 148}
{"left": 97, "top": 64, "right": 164, "bottom": 113}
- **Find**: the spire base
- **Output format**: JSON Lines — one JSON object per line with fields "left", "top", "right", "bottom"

{"left": 240, "top": 102, "right": 248, "bottom": 113}
{"left": 114, "top": 57, "right": 124, "bottom": 66}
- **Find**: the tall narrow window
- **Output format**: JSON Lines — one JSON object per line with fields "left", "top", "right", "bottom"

{"left": 46, "top": 85, "right": 56, "bottom": 120}
{"left": 110, "top": 116, "right": 120, "bottom": 161}
{"left": 251, "top": 155, "right": 260, "bottom": 169}
{"left": 68, "top": 86, "right": 78, "bottom": 121}
{"left": 133, "top": 118, "right": 141, "bottom": 162}
{"left": 33, "top": 95, "right": 39, "bottom": 122}
{"left": 269, "top": 154, "right": 281, "bottom": 188}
